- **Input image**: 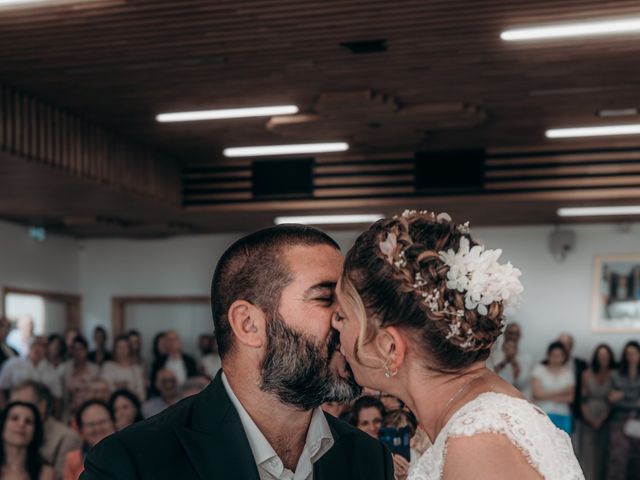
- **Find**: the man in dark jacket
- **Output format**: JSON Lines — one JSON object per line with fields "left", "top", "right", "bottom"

{"left": 82, "top": 225, "right": 394, "bottom": 480}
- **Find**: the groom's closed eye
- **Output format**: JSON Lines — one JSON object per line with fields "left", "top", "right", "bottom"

{"left": 305, "top": 282, "right": 337, "bottom": 305}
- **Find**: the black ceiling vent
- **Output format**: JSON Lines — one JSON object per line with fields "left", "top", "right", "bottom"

{"left": 252, "top": 158, "right": 314, "bottom": 200}
{"left": 415, "top": 149, "right": 485, "bottom": 193}
{"left": 340, "top": 39, "right": 387, "bottom": 54}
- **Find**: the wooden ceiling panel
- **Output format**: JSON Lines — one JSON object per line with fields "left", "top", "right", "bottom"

{"left": 1, "top": 0, "right": 640, "bottom": 235}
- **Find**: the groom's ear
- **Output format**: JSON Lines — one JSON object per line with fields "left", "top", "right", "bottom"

{"left": 227, "top": 300, "right": 266, "bottom": 349}
{"left": 380, "top": 326, "right": 407, "bottom": 370}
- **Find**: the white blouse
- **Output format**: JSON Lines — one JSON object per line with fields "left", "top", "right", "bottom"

{"left": 100, "top": 361, "right": 146, "bottom": 401}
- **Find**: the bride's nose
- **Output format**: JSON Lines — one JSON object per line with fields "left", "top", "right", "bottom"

{"left": 331, "top": 312, "right": 343, "bottom": 331}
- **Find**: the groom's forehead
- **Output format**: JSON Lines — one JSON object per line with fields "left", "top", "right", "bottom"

{"left": 281, "top": 244, "right": 343, "bottom": 286}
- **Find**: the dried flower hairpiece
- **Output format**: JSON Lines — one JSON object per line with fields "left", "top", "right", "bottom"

{"left": 377, "top": 210, "right": 524, "bottom": 351}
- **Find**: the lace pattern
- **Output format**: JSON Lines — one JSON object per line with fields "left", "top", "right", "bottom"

{"left": 408, "top": 392, "right": 585, "bottom": 480}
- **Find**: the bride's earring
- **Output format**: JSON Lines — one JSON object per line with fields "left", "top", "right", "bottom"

{"left": 383, "top": 342, "right": 398, "bottom": 378}
{"left": 384, "top": 365, "right": 398, "bottom": 378}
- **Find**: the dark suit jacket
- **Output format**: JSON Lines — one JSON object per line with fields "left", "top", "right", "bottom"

{"left": 149, "top": 353, "right": 198, "bottom": 395}
{"left": 81, "top": 373, "right": 394, "bottom": 480}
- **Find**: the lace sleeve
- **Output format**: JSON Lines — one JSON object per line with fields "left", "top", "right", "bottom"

{"left": 409, "top": 393, "right": 585, "bottom": 480}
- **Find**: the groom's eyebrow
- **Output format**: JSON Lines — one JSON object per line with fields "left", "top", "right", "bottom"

{"left": 304, "top": 281, "right": 337, "bottom": 298}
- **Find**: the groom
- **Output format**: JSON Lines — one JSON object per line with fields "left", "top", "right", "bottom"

{"left": 82, "top": 225, "right": 394, "bottom": 479}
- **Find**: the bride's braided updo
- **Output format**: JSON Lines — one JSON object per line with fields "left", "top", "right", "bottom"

{"left": 341, "top": 211, "right": 519, "bottom": 372}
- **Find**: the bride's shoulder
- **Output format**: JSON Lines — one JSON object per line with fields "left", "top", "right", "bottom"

{"left": 409, "top": 393, "right": 583, "bottom": 480}
{"left": 446, "top": 391, "right": 540, "bottom": 436}
{"left": 443, "top": 433, "right": 543, "bottom": 480}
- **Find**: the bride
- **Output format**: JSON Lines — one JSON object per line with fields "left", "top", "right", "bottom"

{"left": 332, "top": 210, "right": 584, "bottom": 480}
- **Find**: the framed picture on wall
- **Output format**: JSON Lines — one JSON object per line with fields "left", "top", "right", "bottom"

{"left": 592, "top": 254, "right": 640, "bottom": 332}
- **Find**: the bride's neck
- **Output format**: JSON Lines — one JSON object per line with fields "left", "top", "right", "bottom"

{"left": 399, "top": 361, "right": 488, "bottom": 442}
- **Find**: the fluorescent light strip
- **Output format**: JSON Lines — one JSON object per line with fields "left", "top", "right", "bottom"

{"left": 0, "top": 0, "right": 50, "bottom": 4}
{"left": 502, "top": 18, "right": 640, "bottom": 41}
{"left": 224, "top": 142, "right": 348, "bottom": 157}
{"left": 156, "top": 105, "right": 298, "bottom": 123}
{"left": 0, "top": 0, "right": 98, "bottom": 6}
{"left": 558, "top": 206, "right": 640, "bottom": 217}
{"left": 275, "top": 214, "right": 384, "bottom": 225}
{"left": 546, "top": 124, "right": 640, "bottom": 138}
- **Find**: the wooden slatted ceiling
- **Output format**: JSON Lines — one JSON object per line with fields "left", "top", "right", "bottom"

{"left": 2, "top": 1, "right": 640, "bottom": 235}
{"left": 0, "top": 82, "right": 181, "bottom": 202}
{"left": 2, "top": 1, "right": 640, "bottom": 160}
{"left": 181, "top": 148, "right": 640, "bottom": 206}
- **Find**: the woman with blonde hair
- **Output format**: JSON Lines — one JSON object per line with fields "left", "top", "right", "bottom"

{"left": 333, "top": 210, "right": 583, "bottom": 480}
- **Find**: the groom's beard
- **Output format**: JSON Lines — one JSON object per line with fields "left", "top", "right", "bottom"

{"left": 260, "top": 313, "right": 362, "bottom": 411}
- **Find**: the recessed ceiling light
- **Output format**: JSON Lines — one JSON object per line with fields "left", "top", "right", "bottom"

{"left": 156, "top": 105, "right": 298, "bottom": 123}
{"left": 0, "top": 0, "right": 97, "bottom": 6}
{"left": 501, "top": 18, "right": 640, "bottom": 41}
{"left": 546, "top": 124, "right": 640, "bottom": 138}
{"left": 274, "top": 214, "right": 384, "bottom": 225}
{"left": 224, "top": 142, "right": 349, "bottom": 157}
{"left": 558, "top": 205, "right": 640, "bottom": 217}
{"left": 597, "top": 108, "right": 639, "bottom": 117}
{"left": 0, "top": 0, "right": 43, "bottom": 4}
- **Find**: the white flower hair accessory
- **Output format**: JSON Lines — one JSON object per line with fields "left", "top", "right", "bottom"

{"left": 438, "top": 236, "right": 523, "bottom": 316}
{"left": 378, "top": 232, "right": 398, "bottom": 264}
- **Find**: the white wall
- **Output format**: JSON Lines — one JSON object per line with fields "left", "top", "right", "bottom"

{"left": 472, "top": 223, "right": 640, "bottom": 362}
{"left": 3, "top": 217, "right": 639, "bottom": 364}
{"left": 0, "top": 220, "right": 81, "bottom": 305}
{"left": 77, "top": 231, "right": 360, "bottom": 340}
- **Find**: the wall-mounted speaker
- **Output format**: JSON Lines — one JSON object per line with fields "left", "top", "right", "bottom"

{"left": 252, "top": 158, "right": 314, "bottom": 199}
{"left": 414, "top": 149, "right": 485, "bottom": 192}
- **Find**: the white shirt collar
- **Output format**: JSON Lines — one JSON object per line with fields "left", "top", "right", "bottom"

{"left": 222, "top": 372, "right": 334, "bottom": 479}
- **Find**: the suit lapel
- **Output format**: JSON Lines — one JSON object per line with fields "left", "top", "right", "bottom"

{"left": 313, "top": 414, "right": 358, "bottom": 480}
{"left": 173, "top": 372, "right": 260, "bottom": 480}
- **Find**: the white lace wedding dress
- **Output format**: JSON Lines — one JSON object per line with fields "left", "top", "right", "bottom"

{"left": 408, "top": 392, "right": 585, "bottom": 480}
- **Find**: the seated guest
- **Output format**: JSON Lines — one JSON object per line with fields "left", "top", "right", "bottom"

{"left": 87, "top": 327, "right": 111, "bottom": 367}
{"left": 109, "top": 389, "right": 143, "bottom": 431}
{"left": 489, "top": 322, "right": 533, "bottom": 395}
{"left": 127, "top": 330, "right": 143, "bottom": 366}
{"left": 100, "top": 336, "right": 145, "bottom": 401}
{"left": 198, "top": 336, "right": 221, "bottom": 380}
{"left": 142, "top": 369, "right": 178, "bottom": 418}
{"left": 62, "top": 336, "right": 100, "bottom": 420}
{"left": 0, "top": 316, "right": 18, "bottom": 369}
{"left": 532, "top": 341, "right": 575, "bottom": 433}
{"left": 493, "top": 338, "right": 532, "bottom": 395}
{"left": 0, "top": 401, "right": 55, "bottom": 480}
{"left": 7, "top": 315, "right": 34, "bottom": 358}
{"left": 321, "top": 401, "right": 346, "bottom": 418}
{"left": 381, "top": 409, "right": 424, "bottom": 480}
{"left": 85, "top": 379, "right": 110, "bottom": 404}
{"left": 379, "top": 392, "right": 403, "bottom": 411}
{"left": 177, "top": 376, "right": 209, "bottom": 400}
{"left": 46, "top": 335, "right": 66, "bottom": 373}
{"left": 579, "top": 343, "right": 615, "bottom": 480}
{"left": 557, "top": 332, "right": 588, "bottom": 423}
{"left": 63, "top": 401, "right": 115, "bottom": 480}
{"left": 10, "top": 381, "right": 81, "bottom": 479}
{"left": 607, "top": 340, "right": 640, "bottom": 480}
{"left": 0, "top": 338, "right": 63, "bottom": 404}
{"left": 149, "top": 331, "right": 197, "bottom": 393}
{"left": 350, "top": 395, "right": 385, "bottom": 439}
{"left": 150, "top": 332, "right": 166, "bottom": 366}
{"left": 63, "top": 330, "right": 80, "bottom": 361}
{"left": 197, "top": 334, "right": 213, "bottom": 358}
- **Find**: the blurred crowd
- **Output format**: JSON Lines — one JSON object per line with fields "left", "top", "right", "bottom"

{"left": 0, "top": 314, "right": 637, "bottom": 480}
